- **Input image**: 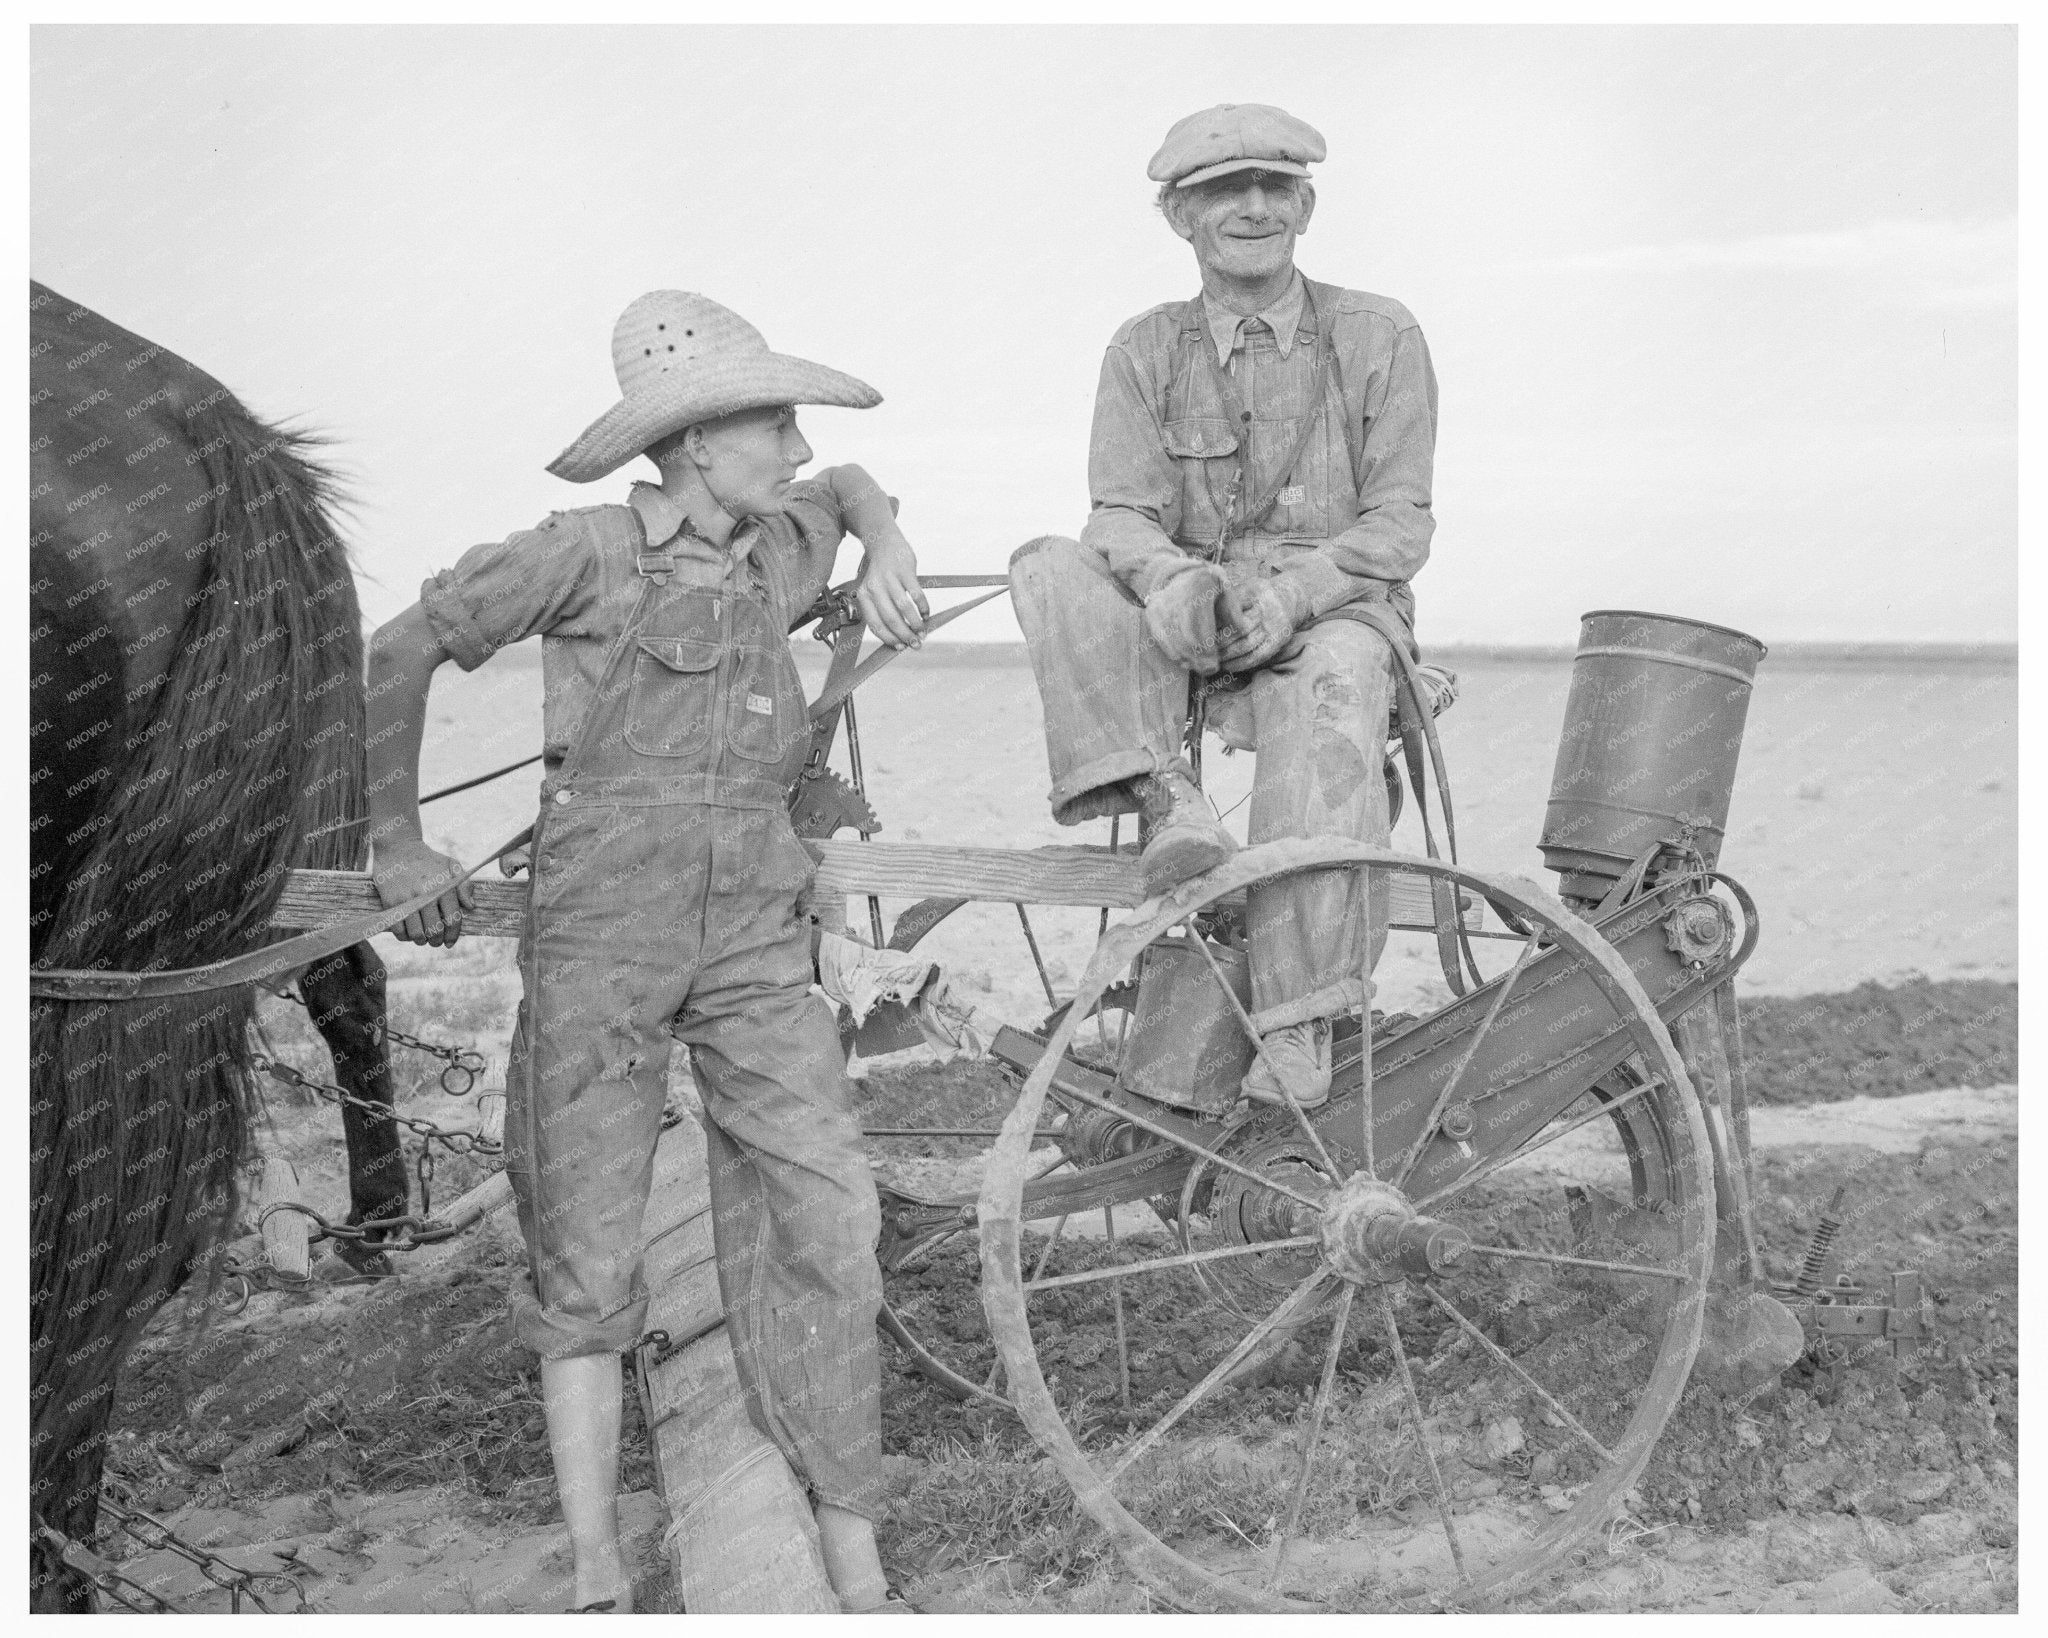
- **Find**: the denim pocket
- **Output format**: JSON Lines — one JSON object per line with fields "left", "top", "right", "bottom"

{"left": 625, "top": 592, "right": 722, "bottom": 757}
{"left": 724, "top": 617, "right": 805, "bottom": 767}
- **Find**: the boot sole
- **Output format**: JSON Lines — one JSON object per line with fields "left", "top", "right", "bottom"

{"left": 1139, "top": 829, "right": 1238, "bottom": 896}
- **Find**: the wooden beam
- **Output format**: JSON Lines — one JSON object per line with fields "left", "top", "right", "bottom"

{"left": 635, "top": 1115, "right": 840, "bottom": 1613}
{"left": 271, "top": 844, "right": 1480, "bottom": 939}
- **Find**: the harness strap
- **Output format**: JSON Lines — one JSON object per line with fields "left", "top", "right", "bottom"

{"left": 28, "top": 827, "right": 536, "bottom": 1001}
{"left": 1331, "top": 602, "right": 1484, "bottom": 996}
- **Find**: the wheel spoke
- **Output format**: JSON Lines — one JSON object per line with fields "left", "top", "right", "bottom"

{"left": 1023, "top": 1234, "right": 1322, "bottom": 1293}
{"left": 1028, "top": 1214, "right": 1071, "bottom": 1282}
{"left": 1017, "top": 903, "right": 1059, "bottom": 1012}
{"left": 1380, "top": 1289, "right": 1469, "bottom": 1585}
{"left": 1106, "top": 1203, "right": 1133, "bottom": 1413}
{"left": 1392, "top": 927, "right": 1544, "bottom": 1187}
{"left": 1462, "top": 1242, "right": 1689, "bottom": 1282}
{"left": 1420, "top": 1283, "right": 1615, "bottom": 1465}
{"left": 1105, "top": 1270, "right": 1329, "bottom": 1486}
{"left": 1047, "top": 1075, "right": 1328, "bottom": 1216}
{"left": 1411, "top": 1075, "right": 1661, "bottom": 1212}
{"left": 1268, "top": 1282, "right": 1355, "bottom": 1588}
{"left": 1184, "top": 926, "right": 1341, "bottom": 1180}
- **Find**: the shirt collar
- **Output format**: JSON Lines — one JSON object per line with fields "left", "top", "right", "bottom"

{"left": 1203, "top": 273, "right": 1307, "bottom": 367}
{"left": 629, "top": 481, "right": 760, "bottom": 565}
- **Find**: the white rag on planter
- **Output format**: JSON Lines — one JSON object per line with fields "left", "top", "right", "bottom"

{"left": 814, "top": 932, "right": 996, "bottom": 1059}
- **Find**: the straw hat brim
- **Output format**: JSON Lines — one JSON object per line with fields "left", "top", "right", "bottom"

{"left": 547, "top": 352, "right": 881, "bottom": 482}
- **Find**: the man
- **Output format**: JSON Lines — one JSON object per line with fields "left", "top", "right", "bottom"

{"left": 1011, "top": 103, "right": 1437, "bottom": 1109}
{"left": 367, "top": 292, "right": 923, "bottom": 1612}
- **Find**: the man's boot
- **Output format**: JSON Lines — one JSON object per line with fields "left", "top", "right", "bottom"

{"left": 1132, "top": 769, "right": 1237, "bottom": 895}
{"left": 1242, "top": 1018, "right": 1334, "bottom": 1109}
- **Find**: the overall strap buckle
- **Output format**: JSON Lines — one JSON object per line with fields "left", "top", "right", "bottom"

{"left": 636, "top": 548, "right": 676, "bottom": 585}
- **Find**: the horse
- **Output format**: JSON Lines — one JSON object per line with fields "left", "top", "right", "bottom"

{"left": 29, "top": 281, "right": 404, "bottom": 1609}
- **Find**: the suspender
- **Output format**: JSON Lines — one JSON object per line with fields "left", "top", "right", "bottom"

{"left": 1179, "top": 278, "right": 1346, "bottom": 553}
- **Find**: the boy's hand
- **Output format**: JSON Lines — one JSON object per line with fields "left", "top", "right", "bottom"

{"left": 858, "top": 536, "right": 929, "bottom": 650}
{"left": 373, "top": 837, "right": 474, "bottom": 947}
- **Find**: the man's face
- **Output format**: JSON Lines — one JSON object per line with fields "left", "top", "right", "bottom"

{"left": 694, "top": 405, "right": 813, "bottom": 518}
{"left": 1169, "top": 168, "right": 1314, "bottom": 284}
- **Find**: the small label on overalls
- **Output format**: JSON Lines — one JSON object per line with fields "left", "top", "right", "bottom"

{"left": 746, "top": 692, "right": 774, "bottom": 715}
{"left": 1277, "top": 484, "right": 1306, "bottom": 506}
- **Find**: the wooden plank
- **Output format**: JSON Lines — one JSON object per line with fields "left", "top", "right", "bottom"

{"left": 272, "top": 847, "right": 1481, "bottom": 939}
{"left": 637, "top": 1116, "right": 839, "bottom": 1614}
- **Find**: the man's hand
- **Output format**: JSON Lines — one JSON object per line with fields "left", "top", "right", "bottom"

{"left": 1219, "top": 576, "right": 1310, "bottom": 673}
{"left": 1143, "top": 564, "right": 1234, "bottom": 673}
{"left": 857, "top": 536, "right": 930, "bottom": 649}
{"left": 372, "top": 836, "right": 474, "bottom": 947}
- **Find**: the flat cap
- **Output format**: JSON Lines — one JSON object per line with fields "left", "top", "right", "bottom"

{"left": 1147, "top": 103, "right": 1327, "bottom": 189}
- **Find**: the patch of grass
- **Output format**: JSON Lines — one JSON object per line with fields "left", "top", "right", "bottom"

{"left": 883, "top": 1411, "right": 1427, "bottom": 1593}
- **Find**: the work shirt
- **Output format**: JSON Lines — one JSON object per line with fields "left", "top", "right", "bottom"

{"left": 1079, "top": 276, "right": 1438, "bottom": 620}
{"left": 419, "top": 477, "right": 852, "bottom": 776}
{"left": 1201, "top": 274, "right": 1308, "bottom": 367}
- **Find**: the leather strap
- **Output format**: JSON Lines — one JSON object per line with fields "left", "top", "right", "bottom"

{"left": 29, "top": 827, "right": 536, "bottom": 1001}
{"left": 1337, "top": 602, "right": 1483, "bottom": 996}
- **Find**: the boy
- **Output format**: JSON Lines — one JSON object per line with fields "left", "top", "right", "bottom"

{"left": 368, "top": 292, "right": 924, "bottom": 1612}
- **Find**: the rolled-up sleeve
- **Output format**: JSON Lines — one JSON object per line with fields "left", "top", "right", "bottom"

{"left": 774, "top": 474, "right": 850, "bottom": 628}
{"left": 1078, "top": 344, "right": 1200, "bottom": 602}
{"left": 1277, "top": 314, "right": 1438, "bottom": 618}
{"left": 419, "top": 512, "right": 602, "bottom": 671}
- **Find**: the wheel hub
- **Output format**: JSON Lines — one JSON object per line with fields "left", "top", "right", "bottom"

{"left": 1320, "top": 1172, "right": 1471, "bottom": 1285}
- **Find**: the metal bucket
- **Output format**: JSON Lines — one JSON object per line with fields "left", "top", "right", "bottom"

{"left": 1540, "top": 609, "right": 1767, "bottom": 901}
{"left": 1119, "top": 936, "right": 1255, "bottom": 1114}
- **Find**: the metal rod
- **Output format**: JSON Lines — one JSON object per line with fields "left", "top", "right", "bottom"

{"left": 840, "top": 692, "right": 886, "bottom": 949}
{"left": 1183, "top": 923, "right": 1342, "bottom": 1180}
{"left": 1461, "top": 1242, "right": 1690, "bottom": 1282}
{"left": 1098, "top": 816, "right": 1119, "bottom": 1055}
{"left": 1411, "top": 1076, "right": 1662, "bottom": 1212}
{"left": 863, "top": 1127, "right": 1063, "bottom": 1139}
{"left": 1105, "top": 1270, "right": 1328, "bottom": 1487}
{"left": 1392, "top": 927, "right": 1544, "bottom": 1188}
{"left": 1024, "top": 1234, "right": 1323, "bottom": 1293}
{"left": 1106, "top": 1202, "right": 1133, "bottom": 1413}
{"left": 1047, "top": 1075, "right": 1327, "bottom": 1216}
{"left": 1268, "top": 1282, "right": 1355, "bottom": 1589}
{"left": 1381, "top": 1289, "right": 1470, "bottom": 1584}
{"left": 1017, "top": 904, "right": 1059, "bottom": 1012}
{"left": 420, "top": 750, "right": 545, "bottom": 806}
{"left": 1360, "top": 867, "right": 1377, "bottom": 1179}
{"left": 987, "top": 1214, "right": 1077, "bottom": 1394}
{"left": 1421, "top": 1283, "right": 1614, "bottom": 1464}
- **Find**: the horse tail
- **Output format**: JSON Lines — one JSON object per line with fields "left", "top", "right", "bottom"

{"left": 30, "top": 395, "right": 362, "bottom": 1589}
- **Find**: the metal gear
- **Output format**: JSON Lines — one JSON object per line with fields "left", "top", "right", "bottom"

{"left": 787, "top": 767, "right": 881, "bottom": 839}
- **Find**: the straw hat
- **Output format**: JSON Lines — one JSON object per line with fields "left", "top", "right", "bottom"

{"left": 547, "top": 291, "right": 881, "bottom": 483}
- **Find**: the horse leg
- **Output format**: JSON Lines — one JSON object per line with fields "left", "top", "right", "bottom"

{"left": 300, "top": 943, "right": 406, "bottom": 1276}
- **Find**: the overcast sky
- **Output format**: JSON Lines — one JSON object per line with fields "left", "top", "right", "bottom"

{"left": 31, "top": 25, "right": 2016, "bottom": 644}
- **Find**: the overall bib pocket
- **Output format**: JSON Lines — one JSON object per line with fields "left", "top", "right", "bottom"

{"left": 724, "top": 609, "right": 806, "bottom": 766}
{"left": 625, "top": 591, "right": 723, "bottom": 757}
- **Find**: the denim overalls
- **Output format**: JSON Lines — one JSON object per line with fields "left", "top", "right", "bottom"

{"left": 503, "top": 503, "right": 884, "bottom": 1518}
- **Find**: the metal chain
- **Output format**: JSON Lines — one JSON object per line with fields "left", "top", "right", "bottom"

{"left": 34, "top": 1485, "right": 313, "bottom": 1614}
{"left": 374, "top": 1020, "right": 487, "bottom": 1096}
{"left": 250, "top": 1053, "right": 502, "bottom": 1159}
{"left": 246, "top": 1200, "right": 466, "bottom": 1254}
{"left": 264, "top": 983, "right": 488, "bottom": 1095}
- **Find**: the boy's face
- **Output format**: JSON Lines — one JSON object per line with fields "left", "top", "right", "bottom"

{"left": 694, "top": 405, "right": 813, "bottom": 518}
